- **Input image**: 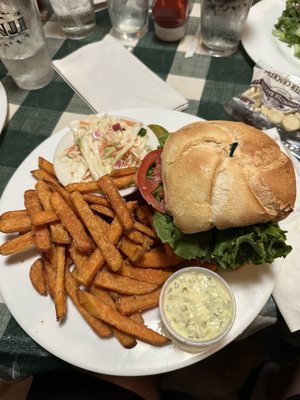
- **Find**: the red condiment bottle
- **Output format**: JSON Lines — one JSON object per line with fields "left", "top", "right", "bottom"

{"left": 152, "top": 0, "right": 188, "bottom": 42}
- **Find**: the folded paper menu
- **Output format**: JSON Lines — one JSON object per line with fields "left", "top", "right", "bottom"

{"left": 52, "top": 35, "right": 188, "bottom": 113}
{"left": 267, "top": 128, "right": 300, "bottom": 332}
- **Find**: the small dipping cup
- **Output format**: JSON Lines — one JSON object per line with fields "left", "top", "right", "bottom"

{"left": 159, "top": 267, "right": 236, "bottom": 352}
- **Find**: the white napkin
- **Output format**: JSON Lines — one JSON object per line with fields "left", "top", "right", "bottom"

{"left": 52, "top": 35, "right": 188, "bottom": 113}
{"left": 266, "top": 129, "right": 300, "bottom": 332}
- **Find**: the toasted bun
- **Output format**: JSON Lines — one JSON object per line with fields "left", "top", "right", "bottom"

{"left": 161, "top": 120, "right": 296, "bottom": 234}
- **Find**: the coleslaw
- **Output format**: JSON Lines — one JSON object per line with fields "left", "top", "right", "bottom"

{"left": 58, "top": 114, "right": 153, "bottom": 183}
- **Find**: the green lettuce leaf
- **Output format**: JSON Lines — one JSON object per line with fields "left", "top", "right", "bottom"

{"left": 153, "top": 212, "right": 292, "bottom": 270}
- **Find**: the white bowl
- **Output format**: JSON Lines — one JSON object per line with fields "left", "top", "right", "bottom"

{"left": 159, "top": 266, "right": 236, "bottom": 352}
{"left": 53, "top": 114, "right": 159, "bottom": 197}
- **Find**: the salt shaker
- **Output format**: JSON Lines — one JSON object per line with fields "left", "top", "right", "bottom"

{"left": 152, "top": 0, "right": 188, "bottom": 42}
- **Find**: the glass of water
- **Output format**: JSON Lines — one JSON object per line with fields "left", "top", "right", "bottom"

{"left": 200, "top": 0, "right": 253, "bottom": 57}
{"left": 49, "top": 0, "right": 96, "bottom": 40}
{"left": 107, "top": 0, "right": 149, "bottom": 42}
{"left": 0, "top": 0, "right": 54, "bottom": 90}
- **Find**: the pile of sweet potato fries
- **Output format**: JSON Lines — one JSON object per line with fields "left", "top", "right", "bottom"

{"left": 0, "top": 157, "right": 185, "bottom": 348}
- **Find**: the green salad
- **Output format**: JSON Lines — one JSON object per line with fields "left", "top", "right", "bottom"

{"left": 272, "top": 0, "right": 300, "bottom": 58}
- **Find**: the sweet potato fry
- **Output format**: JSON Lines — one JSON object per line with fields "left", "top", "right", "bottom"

{"left": 35, "top": 180, "right": 71, "bottom": 245}
{"left": 90, "top": 286, "right": 116, "bottom": 307}
{"left": 54, "top": 244, "right": 67, "bottom": 321}
{"left": 31, "top": 169, "right": 59, "bottom": 185}
{"left": 112, "top": 325, "right": 137, "bottom": 348}
{"left": 65, "top": 175, "right": 135, "bottom": 193}
{"left": 65, "top": 271, "right": 112, "bottom": 337}
{"left": 93, "top": 213, "right": 110, "bottom": 232}
{"left": 90, "top": 286, "right": 137, "bottom": 349}
{"left": 135, "top": 246, "right": 184, "bottom": 268}
{"left": 77, "top": 291, "right": 170, "bottom": 346}
{"left": 106, "top": 217, "right": 123, "bottom": 244}
{"left": 0, "top": 210, "right": 28, "bottom": 219}
{"left": 50, "top": 223, "right": 71, "bottom": 245}
{"left": 94, "top": 269, "right": 158, "bottom": 295}
{"left": 90, "top": 204, "right": 115, "bottom": 218}
{"left": 77, "top": 248, "right": 105, "bottom": 287}
{"left": 119, "top": 263, "right": 173, "bottom": 285}
{"left": 105, "top": 201, "right": 137, "bottom": 245}
{"left": 36, "top": 180, "right": 55, "bottom": 207}
{"left": 118, "top": 236, "right": 145, "bottom": 262}
{"left": 98, "top": 175, "right": 134, "bottom": 231}
{"left": 0, "top": 215, "right": 31, "bottom": 233}
{"left": 0, "top": 231, "right": 35, "bottom": 255}
{"left": 36, "top": 212, "right": 70, "bottom": 243}
{"left": 82, "top": 194, "right": 110, "bottom": 207}
{"left": 112, "top": 174, "right": 136, "bottom": 188}
{"left": 50, "top": 191, "right": 94, "bottom": 254}
{"left": 132, "top": 221, "right": 157, "bottom": 239}
{"left": 70, "top": 191, "right": 123, "bottom": 272}
{"left": 29, "top": 258, "right": 47, "bottom": 296}
{"left": 116, "top": 288, "right": 161, "bottom": 315}
{"left": 65, "top": 181, "right": 99, "bottom": 194}
{"left": 45, "top": 179, "right": 73, "bottom": 209}
{"left": 68, "top": 242, "right": 88, "bottom": 276}
{"left": 38, "top": 156, "right": 56, "bottom": 178}
{"left": 30, "top": 210, "right": 59, "bottom": 225}
{"left": 130, "top": 313, "right": 144, "bottom": 324}
{"left": 43, "top": 258, "right": 56, "bottom": 299}
{"left": 24, "top": 189, "right": 52, "bottom": 252}
{"left": 125, "top": 229, "right": 154, "bottom": 251}
{"left": 109, "top": 167, "right": 137, "bottom": 178}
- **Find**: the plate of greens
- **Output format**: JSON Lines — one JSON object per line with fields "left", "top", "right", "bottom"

{"left": 241, "top": 0, "right": 300, "bottom": 77}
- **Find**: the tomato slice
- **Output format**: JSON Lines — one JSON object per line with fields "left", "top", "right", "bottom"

{"left": 137, "top": 149, "right": 165, "bottom": 213}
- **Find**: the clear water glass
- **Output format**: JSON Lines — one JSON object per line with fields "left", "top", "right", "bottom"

{"left": 0, "top": 0, "right": 54, "bottom": 90}
{"left": 200, "top": 0, "right": 253, "bottom": 57}
{"left": 49, "top": 0, "right": 96, "bottom": 40}
{"left": 107, "top": 0, "right": 149, "bottom": 42}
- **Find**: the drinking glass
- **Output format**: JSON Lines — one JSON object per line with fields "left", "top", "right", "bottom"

{"left": 49, "top": 0, "right": 96, "bottom": 40}
{"left": 0, "top": 0, "right": 54, "bottom": 90}
{"left": 200, "top": 0, "right": 253, "bottom": 57}
{"left": 107, "top": 0, "right": 149, "bottom": 42}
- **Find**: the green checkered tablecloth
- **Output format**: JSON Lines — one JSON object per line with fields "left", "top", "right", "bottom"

{"left": 0, "top": 1, "right": 279, "bottom": 381}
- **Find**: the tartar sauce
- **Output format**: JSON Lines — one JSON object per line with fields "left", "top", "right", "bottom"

{"left": 161, "top": 268, "right": 235, "bottom": 342}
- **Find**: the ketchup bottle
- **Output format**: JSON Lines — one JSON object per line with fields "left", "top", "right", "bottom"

{"left": 152, "top": 0, "right": 188, "bottom": 42}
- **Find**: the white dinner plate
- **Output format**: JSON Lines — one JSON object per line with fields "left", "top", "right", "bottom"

{"left": 241, "top": 0, "right": 300, "bottom": 77}
{"left": 0, "top": 82, "right": 8, "bottom": 135}
{"left": 0, "top": 108, "right": 285, "bottom": 376}
{"left": 53, "top": 115, "right": 159, "bottom": 197}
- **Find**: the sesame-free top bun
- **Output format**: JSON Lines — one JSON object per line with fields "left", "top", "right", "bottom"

{"left": 161, "top": 120, "right": 296, "bottom": 234}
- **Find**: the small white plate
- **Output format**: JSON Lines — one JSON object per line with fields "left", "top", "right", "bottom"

{"left": 0, "top": 82, "right": 8, "bottom": 134}
{"left": 241, "top": 0, "right": 300, "bottom": 76}
{"left": 53, "top": 114, "right": 159, "bottom": 197}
